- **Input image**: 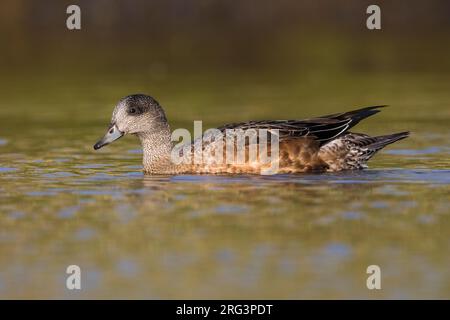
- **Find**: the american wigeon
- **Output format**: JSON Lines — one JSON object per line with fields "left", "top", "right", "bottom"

{"left": 94, "top": 94, "right": 409, "bottom": 174}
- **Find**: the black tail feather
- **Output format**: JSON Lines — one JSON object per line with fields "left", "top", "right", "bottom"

{"left": 366, "top": 131, "right": 410, "bottom": 151}
{"left": 325, "top": 105, "right": 387, "bottom": 124}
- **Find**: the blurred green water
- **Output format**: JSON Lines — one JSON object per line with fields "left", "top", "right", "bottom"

{"left": 2, "top": 2, "right": 450, "bottom": 295}
{"left": 0, "top": 64, "right": 448, "bottom": 299}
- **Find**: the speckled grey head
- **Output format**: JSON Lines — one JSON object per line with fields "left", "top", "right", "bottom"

{"left": 94, "top": 94, "right": 168, "bottom": 150}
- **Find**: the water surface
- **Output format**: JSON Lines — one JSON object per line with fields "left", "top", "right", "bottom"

{"left": 0, "top": 72, "right": 449, "bottom": 299}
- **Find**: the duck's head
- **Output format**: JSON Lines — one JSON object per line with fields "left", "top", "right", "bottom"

{"left": 94, "top": 94, "right": 168, "bottom": 150}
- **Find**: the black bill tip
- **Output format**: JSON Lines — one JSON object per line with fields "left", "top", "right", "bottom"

{"left": 93, "top": 141, "right": 105, "bottom": 150}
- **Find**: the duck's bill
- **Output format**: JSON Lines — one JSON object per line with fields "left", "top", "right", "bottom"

{"left": 93, "top": 124, "right": 124, "bottom": 150}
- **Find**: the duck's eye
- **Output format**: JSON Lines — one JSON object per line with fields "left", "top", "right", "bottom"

{"left": 128, "top": 107, "right": 137, "bottom": 114}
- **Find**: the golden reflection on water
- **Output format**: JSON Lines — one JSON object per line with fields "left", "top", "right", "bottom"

{"left": 0, "top": 70, "right": 449, "bottom": 298}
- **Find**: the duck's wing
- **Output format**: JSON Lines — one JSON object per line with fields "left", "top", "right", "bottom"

{"left": 217, "top": 105, "right": 385, "bottom": 145}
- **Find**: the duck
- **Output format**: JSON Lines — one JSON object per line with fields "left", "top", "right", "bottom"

{"left": 93, "top": 94, "right": 409, "bottom": 174}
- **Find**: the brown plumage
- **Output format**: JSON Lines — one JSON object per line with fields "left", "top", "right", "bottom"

{"left": 94, "top": 94, "right": 409, "bottom": 174}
